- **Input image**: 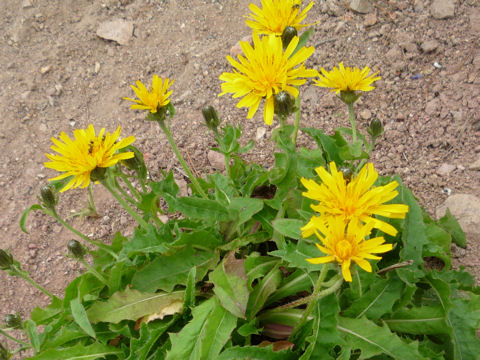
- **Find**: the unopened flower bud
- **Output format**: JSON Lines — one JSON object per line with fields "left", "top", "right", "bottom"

{"left": 40, "top": 184, "right": 58, "bottom": 209}
{"left": 0, "top": 250, "right": 13, "bottom": 271}
{"left": 281, "top": 26, "right": 297, "bottom": 48}
{"left": 339, "top": 90, "right": 360, "bottom": 105}
{"left": 67, "top": 240, "right": 86, "bottom": 259}
{"left": 274, "top": 91, "right": 296, "bottom": 118}
{"left": 202, "top": 105, "right": 221, "bottom": 131}
{"left": 4, "top": 313, "right": 21, "bottom": 329}
{"left": 90, "top": 166, "right": 107, "bottom": 182}
{"left": 339, "top": 167, "right": 353, "bottom": 183}
{"left": 367, "top": 118, "right": 384, "bottom": 139}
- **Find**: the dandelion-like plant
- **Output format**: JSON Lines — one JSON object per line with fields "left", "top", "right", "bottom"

{"left": 219, "top": 33, "right": 317, "bottom": 125}
{"left": 123, "top": 75, "right": 174, "bottom": 114}
{"left": 301, "top": 162, "right": 409, "bottom": 237}
{"left": 245, "top": 0, "right": 314, "bottom": 35}
{"left": 44, "top": 125, "right": 135, "bottom": 192}
{"left": 306, "top": 217, "right": 393, "bottom": 282}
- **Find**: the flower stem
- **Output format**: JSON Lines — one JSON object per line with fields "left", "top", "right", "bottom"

{"left": 117, "top": 171, "right": 141, "bottom": 201}
{"left": 102, "top": 181, "right": 149, "bottom": 229}
{"left": 292, "top": 95, "right": 301, "bottom": 146}
{"left": 79, "top": 258, "right": 107, "bottom": 284}
{"left": 87, "top": 184, "right": 98, "bottom": 217}
{"left": 12, "top": 265, "right": 55, "bottom": 299}
{"left": 159, "top": 122, "right": 208, "bottom": 199}
{"left": 0, "top": 328, "right": 29, "bottom": 346}
{"left": 348, "top": 103, "right": 357, "bottom": 144}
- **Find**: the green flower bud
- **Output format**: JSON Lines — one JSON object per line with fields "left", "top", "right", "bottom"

{"left": 0, "top": 250, "right": 13, "bottom": 271}
{"left": 339, "top": 90, "right": 360, "bottom": 105}
{"left": 40, "top": 184, "right": 58, "bottom": 209}
{"left": 274, "top": 91, "right": 296, "bottom": 118}
{"left": 90, "top": 166, "right": 107, "bottom": 182}
{"left": 281, "top": 26, "right": 297, "bottom": 49}
{"left": 202, "top": 105, "right": 221, "bottom": 131}
{"left": 339, "top": 167, "right": 353, "bottom": 183}
{"left": 67, "top": 240, "right": 86, "bottom": 259}
{"left": 367, "top": 118, "right": 384, "bottom": 139}
{"left": 4, "top": 314, "right": 21, "bottom": 329}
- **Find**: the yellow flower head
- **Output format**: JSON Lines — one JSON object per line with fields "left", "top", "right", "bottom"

{"left": 219, "top": 33, "right": 317, "bottom": 125}
{"left": 245, "top": 0, "right": 314, "bottom": 35}
{"left": 44, "top": 125, "right": 135, "bottom": 192}
{"left": 301, "top": 162, "right": 408, "bottom": 237}
{"left": 314, "top": 62, "right": 381, "bottom": 94}
{"left": 124, "top": 75, "right": 174, "bottom": 113}
{"left": 306, "top": 217, "right": 393, "bottom": 282}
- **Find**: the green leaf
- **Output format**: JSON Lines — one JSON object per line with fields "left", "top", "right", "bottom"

{"left": 438, "top": 208, "right": 466, "bottom": 248}
{"left": 120, "top": 224, "right": 171, "bottom": 260}
{"left": 302, "top": 127, "right": 344, "bottom": 165}
{"left": 40, "top": 325, "right": 87, "bottom": 350}
{"left": 127, "top": 319, "right": 175, "bottom": 360}
{"left": 183, "top": 266, "right": 197, "bottom": 311}
{"left": 266, "top": 269, "right": 315, "bottom": 306}
{"left": 244, "top": 256, "right": 279, "bottom": 288}
{"left": 163, "top": 194, "right": 233, "bottom": 221}
{"left": 31, "top": 296, "right": 63, "bottom": 325}
{"left": 272, "top": 219, "right": 303, "bottom": 240}
{"left": 167, "top": 297, "right": 237, "bottom": 360}
{"left": 337, "top": 317, "right": 425, "bottom": 359}
{"left": 132, "top": 246, "right": 218, "bottom": 292}
{"left": 20, "top": 204, "right": 43, "bottom": 233}
{"left": 237, "top": 320, "right": 261, "bottom": 337}
{"left": 24, "top": 319, "right": 41, "bottom": 352}
{"left": 27, "top": 342, "right": 122, "bottom": 360}
{"left": 171, "top": 229, "right": 223, "bottom": 251}
{"left": 291, "top": 27, "right": 314, "bottom": 56}
{"left": 217, "top": 345, "right": 297, "bottom": 360}
{"left": 343, "top": 276, "right": 404, "bottom": 321}
{"left": 384, "top": 306, "right": 449, "bottom": 335}
{"left": 209, "top": 252, "right": 249, "bottom": 319}
{"left": 228, "top": 197, "right": 264, "bottom": 226}
{"left": 269, "top": 240, "right": 321, "bottom": 272}
{"left": 87, "top": 288, "right": 184, "bottom": 324}
{"left": 246, "top": 266, "right": 282, "bottom": 319}
{"left": 70, "top": 298, "right": 96, "bottom": 338}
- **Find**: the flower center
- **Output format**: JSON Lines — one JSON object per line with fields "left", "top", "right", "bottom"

{"left": 335, "top": 240, "right": 352, "bottom": 261}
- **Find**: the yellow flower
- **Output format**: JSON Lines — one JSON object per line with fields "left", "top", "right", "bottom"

{"left": 219, "top": 33, "right": 317, "bottom": 125}
{"left": 301, "top": 162, "right": 408, "bottom": 237}
{"left": 306, "top": 217, "right": 393, "bottom": 282}
{"left": 314, "top": 62, "right": 381, "bottom": 94}
{"left": 123, "top": 75, "right": 174, "bottom": 113}
{"left": 44, "top": 125, "right": 135, "bottom": 192}
{"left": 245, "top": 0, "right": 314, "bottom": 35}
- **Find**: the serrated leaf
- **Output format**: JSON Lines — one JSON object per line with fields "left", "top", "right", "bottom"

{"left": 244, "top": 256, "right": 279, "bottom": 288}
{"left": 337, "top": 317, "right": 425, "bottom": 359}
{"left": 272, "top": 219, "right": 303, "bottom": 240}
{"left": 27, "top": 342, "right": 122, "bottom": 360}
{"left": 171, "top": 229, "right": 223, "bottom": 251}
{"left": 24, "top": 319, "right": 41, "bottom": 352}
{"left": 183, "top": 266, "right": 197, "bottom": 311}
{"left": 247, "top": 266, "right": 282, "bottom": 319}
{"left": 228, "top": 197, "right": 264, "bottom": 226}
{"left": 217, "top": 345, "right": 297, "bottom": 360}
{"left": 131, "top": 246, "right": 218, "bottom": 292}
{"left": 209, "top": 252, "right": 249, "bottom": 319}
{"left": 31, "top": 296, "right": 63, "bottom": 325}
{"left": 302, "top": 127, "right": 344, "bottom": 165}
{"left": 163, "top": 194, "right": 233, "bottom": 221}
{"left": 384, "top": 306, "right": 448, "bottom": 335}
{"left": 87, "top": 288, "right": 184, "bottom": 324}
{"left": 70, "top": 298, "right": 96, "bottom": 338}
{"left": 438, "top": 208, "right": 466, "bottom": 248}
{"left": 119, "top": 224, "right": 171, "bottom": 260}
{"left": 266, "top": 269, "right": 315, "bottom": 306}
{"left": 127, "top": 319, "right": 175, "bottom": 360}
{"left": 167, "top": 297, "right": 236, "bottom": 360}
{"left": 40, "top": 325, "right": 86, "bottom": 350}
{"left": 269, "top": 240, "right": 321, "bottom": 272}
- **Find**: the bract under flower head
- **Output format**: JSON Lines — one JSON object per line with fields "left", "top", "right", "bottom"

{"left": 245, "top": 0, "right": 314, "bottom": 36}
{"left": 306, "top": 217, "right": 393, "bottom": 282}
{"left": 124, "top": 75, "right": 174, "bottom": 113}
{"left": 314, "top": 62, "right": 381, "bottom": 94}
{"left": 44, "top": 125, "right": 135, "bottom": 192}
{"left": 218, "top": 33, "right": 317, "bottom": 125}
{"left": 301, "top": 162, "right": 408, "bottom": 237}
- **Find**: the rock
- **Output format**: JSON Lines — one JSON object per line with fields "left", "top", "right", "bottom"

{"left": 436, "top": 163, "right": 456, "bottom": 176}
{"left": 363, "top": 12, "right": 377, "bottom": 26}
{"left": 421, "top": 39, "right": 440, "bottom": 53}
{"left": 359, "top": 109, "right": 372, "bottom": 120}
{"left": 350, "top": 0, "right": 374, "bottom": 14}
{"left": 334, "top": 21, "right": 346, "bottom": 34}
{"left": 256, "top": 127, "right": 267, "bottom": 140}
{"left": 177, "top": 178, "right": 189, "bottom": 197}
{"left": 40, "top": 65, "right": 51, "bottom": 74}
{"left": 207, "top": 150, "right": 225, "bottom": 171}
{"left": 96, "top": 19, "right": 134, "bottom": 45}
{"left": 322, "top": 0, "right": 344, "bottom": 17}
{"left": 436, "top": 194, "right": 480, "bottom": 234}
{"left": 22, "top": 0, "right": 33, "bottom": 8}
{"left": 229, "top": 35, "right": 252, "bottom": 57}
{"left": 94, "top": 62, "right": 101, "bottom": 74}
{"left": 430, "top": 0, "right": 455, "bottom": 19}
{"left": 469, "top": 155, "right": 480, "bottom": 170}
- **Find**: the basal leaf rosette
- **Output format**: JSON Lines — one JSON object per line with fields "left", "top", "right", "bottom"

{"left": 301, "top": 162, "right": 409, "bottom": 237}
{"left": 306, "top": 217, "right": 393, "bottom": 282}
{"left": 245, "top": 0, "right": 315, "bottom": 36}
{"left": 44, "top": 125, "right": 135, "bottom": 192}
{"left": 219, "top": 33, "right": 317, "bottom": 125}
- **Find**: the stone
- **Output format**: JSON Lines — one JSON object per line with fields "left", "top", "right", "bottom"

{"left": 350, "top": 0, "right": 373, "bottom": 14}
{"left": 256, "top": 127, "right": 267, "bottom": 140}
{"left": 436, "top": 194, "right": 480, "bottom": 234}
{"left": 436, "top": 163, "right": 456, "bottom": 176}
{"left": 469, "top": 155, "right": 480, "bottom": 170}
{"left": 207, "top": 150, "right": 225, "bottom": 171}
{"left": 22, "top": 0, "right": 33, "bottom": 8}
{"left": 364, "top": 12, "right": 377, "bottom": 26}
{"left": 430, "top": 0, "right": 455, "bottom": 19}
{"left": 40, "top": 65, "right": 51, "bottom": 74}
{"left": 322, "top": 0, "right": 344, "bottom": 17}
{"left": 359, "top": 109, "right": 372, "bottom": 120}
{"left": 421, "top": 39, "right": 440, "bottom": 53}
{"left": 96, "top": 19, "right": 134, "bottom": 45}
